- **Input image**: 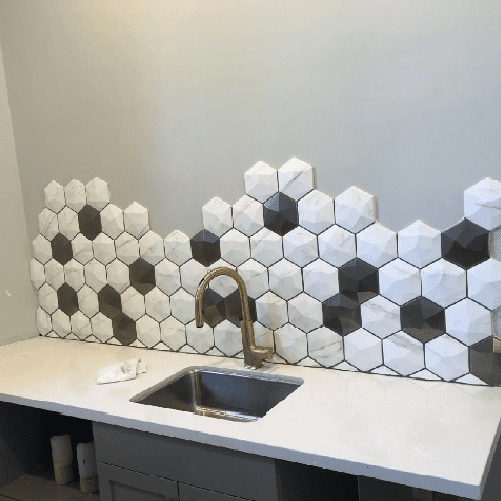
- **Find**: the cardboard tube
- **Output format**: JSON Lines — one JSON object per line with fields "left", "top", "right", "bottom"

{"left": 50, "top": 435, "right": 74, "bottom": 485}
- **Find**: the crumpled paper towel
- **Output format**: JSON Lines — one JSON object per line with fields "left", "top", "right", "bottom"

{"left": 96, "top": 358, "right": 146, "bottom": 384}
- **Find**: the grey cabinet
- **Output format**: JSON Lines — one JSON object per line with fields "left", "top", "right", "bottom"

{"left": 178, "top": 484, "right": 249, "bottom": 501}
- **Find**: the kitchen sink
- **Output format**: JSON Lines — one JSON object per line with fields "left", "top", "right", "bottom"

{"left": 130, "top": 366, "right": 303, "bottom": 422}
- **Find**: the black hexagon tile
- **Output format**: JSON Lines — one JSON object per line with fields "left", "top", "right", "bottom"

{"left": 263, "top": 192, "right": 298, "bottom": 236}
{"left": 400, "top": 296, "right": 445, "bottom": 343}
{"left": 224, "top": 290, "right": 257, "bottom": 327}
{"left": 129, "top": 258, "right": 156, "bottom": 295}
{"left": 191, "top": 229, "right": 221, "bottom": 267}
{"left": 469, "top": 337, "right": 501, "bottom": 386}
{"left": 338, "top": 258, "right": 379, "bottom": 304}
{"left": 322, "top": 293, "right": 362, "bottom": 335}
{"left": 57, "top": 283, "right": 79, "bottom": 316}
{"left": 78, "top": 205, "right": 102, "bottom": 241}
{"left": 51, "top": 233, "right": 73, "bottom": 265}
{"left": 112, "top": 312, "right": 137, "bottom": 346}
{"left": 201, "top": 288, "right": 226, "bottom": 328}
{"left": 98, "top": 284, "right": 122, "bottom": 319}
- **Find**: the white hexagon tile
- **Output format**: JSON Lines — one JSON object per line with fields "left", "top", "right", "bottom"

{"left": 233, "top": 195, "right": 264, "bottom": 236}
{"left": 278, "top": 158, "right": 314, "bottom": 200}
{"left": 244, "top": 161, "right": 278, "bottom": 203}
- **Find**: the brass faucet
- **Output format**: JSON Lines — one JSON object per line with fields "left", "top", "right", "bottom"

{"left": 195, "top": 267, "right": 273, "bottom": 369}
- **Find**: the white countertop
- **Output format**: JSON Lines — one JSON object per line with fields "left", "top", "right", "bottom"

{"left": 1, "top": 336, "right": 501, "bottom": 499}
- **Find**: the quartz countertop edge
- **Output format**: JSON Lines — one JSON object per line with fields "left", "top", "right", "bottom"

{"left": 1, "top": 336, "right": 501, "bottom": 500}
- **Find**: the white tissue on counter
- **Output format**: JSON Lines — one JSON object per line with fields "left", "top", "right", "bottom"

{"left": 96, "top": 358, "right": 146, "bottom": 384}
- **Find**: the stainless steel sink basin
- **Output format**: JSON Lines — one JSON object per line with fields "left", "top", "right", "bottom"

{"left": 130, "top": 366, "right": 303, "bottom": 422}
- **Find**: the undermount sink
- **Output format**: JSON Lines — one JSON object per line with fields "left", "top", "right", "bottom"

{"left": 130, "top": 366, "right": 303, "bottom": 422}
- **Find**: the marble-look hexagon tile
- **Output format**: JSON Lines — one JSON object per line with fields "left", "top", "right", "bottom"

{"left": 33, "top": 235, "right": 52, "bottom": 264}
{"left": 468, "top": 258, "right": 501, "bottom": 310}
{"left": 129, "top": 339, "right": 147, "bottom": 349}
{"left": 170, "top": 289, "right": 196, "bottom": 324}
{"left": 202, "top": 197, "right": 232, "bottom": 237}
{"left": 45, "top": 331, "right": 59, "bottom": 339}
{"left": 318, "top": 225, "right": 356, "bottom": 267}
{"left": 255, "top": 292, "right": 288, "bottom": 330}
{"left": 382, "top": 331, "right": 424, "bottom": 375}
{"left": 335, "top": 186, "right": 376, "bottom": 234}
{"left": 44, "top": 259, "right": 64, "bottom": 290}
{"left": 105, "top": 259, "right": 130, "bottom": 294}
{"left": 145, "top": 288, "right": 170, "bottom": 322}
{"left": 155, "top": 259, "right": 181, "bottom": 296}
{"left": 63, "top": 259, "right": 84, "bottom": 291}
{"left": 100, "top": 204, "right": 124, "bottom": 239}
{"left": 232, "top": 195, "right": 264, "bottom": 236}
{"left": 84, "top": 259, "right": 107, "bottom": 292}
{"left": 360, "top": 295, "right": 401, "bottom": 338}
{"left": 244, "top": 161, "right": 278, "bottom": 203}
{"left": 44, "top": 181, "right": 65, "bottom": 213}
{"left": 52, "top": 310, "right": 71, "bottom": 337}
{"left": 425, "top": 334, "right": 469, "bottom": 381}
{"left": 36, "top": 307, "right": 52, "bottom": 335}
{"left": 357, "top": 223, "right": 397, "bottom": 268}
{"left": 220, "top": 229, "right": 250, "bottom": 266}
{"left": 302, "top": 260, "right": 338, "bottom": 302}
{"left": 154, "top": 343, "right": 172, "bottom": 352}
{"left": 371, "top": 366, "right": 399, "bottom": 376}
{"left": 397, "top": 220, "right": 441, "bottom": 268}
{"left": 39, "top": 208, "right": 59, "bottom": 241}
{"left": 445, "top": 298, "right": 492, "bottom": 346}
{"left": 30, "top": 259, "right": 45, "bottom": 290}
{"left": 288, "top": 293, "right": 323, "bottom": 333}
{"left": 379, "top": 259, "right": 421, "bottom": 305}
{"left": 421, "top": 259, "right": 466, "bottom": 307}
{"left": 278, "top": 158, "right": 314, "bottom": 200}
{"left": 254, "top": 322, "right": 275, "bottom": 350}
{"left": 124, "top": 202, "right": 149, "bottom": 238}
{"left": 492, "top": 226, "right": 501, "bottom": 261}
{"left": 268, "top": 259, "right": 302, "bottom": 300}
{"left": 214, "top": 319, "right": 243, "bottom": 356}
{"left": 164, "top": 230, "right": 192, "bottom": 266}
{"left": 120, "top": 287, "right": 145, "bottom": 320}
{"left": 139, "top": 230, "right": 165, "bottom": 265}
{"left": 283, "top": 227, "right": 318, "bottom": 267}
{"left": 464, "top": 177, "right": 501, "bottom": 230}
{"left": 57, "top": 207, "right": 80, "bottom": 240}
{"left": 344, "top": 328, "right": 383, "bottom": 371}
{"left": 274, "top": 323, "right": 308, "bottom": 363}
{"left": 91, "top": 312, "right": 113, "bottom": 342}
{"left": 298, "top": 356, "right": 322, "bottom": 367}
{"left": 77, "top": 285, "right": 99, "bottom": 317}
{"left": 115, "top": 232, "right": 140, "bottom": 265}
{"left": 250, "top": 228, "right": 283, "bottom": 267}
{"left": 455, "top": 373, "right": 487, "bottom": 385}
{"left": 86, "top": 178, "right": 109, "bottom": 211}
{"left": 206, "top": 347, "right": 225, "bottom": 357}
{"left": 93, "top": 233, "right": 116, "bottom": 265}
{"left": 160, "top": 316, "right": 186, "bottom": 350}
{"left": 307, "top": 327, "right": 343, "bottom": 367}
{"left": 178, "top": 345, "right": 197, "bottom": 354}
{"left": 298, "top": 190, "right": 335, "bottom": 234}
{"left": 237, "top": 259, "right": 268, "bottom": 299}
{"left": 136, "top": 315, "right": 161, "bottom": 348}
{"left": 71, "top": 311, "right": 92, "bottom": 339}
{"left": 180, "top": 259, "right": 207, "bottom": 296}
{"left": 72, "top": 234, "right": 94, "bottom": 265}
{"left": 207, "top": 260, "right": 238, "bottom": 297}
{"left": 64, "top": 180, "right": 86, "bottom": 212}
{"left": 186, "top": 320, "right": 214, "bottom": 353}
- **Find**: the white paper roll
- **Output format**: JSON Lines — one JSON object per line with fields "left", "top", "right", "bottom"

{"left": 50, "top": 435, "right": 74, "bottom": 485}
{"left": 76, "top": 442, "right": 97, "bottom": 477}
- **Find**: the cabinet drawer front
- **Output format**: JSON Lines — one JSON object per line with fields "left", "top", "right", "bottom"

{"left": 179, "top": 483, "right": 249, "bottom": 501}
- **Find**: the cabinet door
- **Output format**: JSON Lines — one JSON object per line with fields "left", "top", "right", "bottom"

{"left": 179, "top": 483, "right": 249, "bottom": 501}
{"left": 97, "top": 462, "right": 178, "bottom": 501}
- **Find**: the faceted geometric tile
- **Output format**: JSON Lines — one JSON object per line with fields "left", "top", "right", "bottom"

{"left": 398, "top": 220, "right": 442, "bottom": 269}
{"left": 421, "top": 259, "right": 466, "bottom": 307}
{"left": 120, "top": 286, "right": 146, "bottom": 320}
{"left": 39, "top": 283, "right": 58, "bottom": 315}
{"left": 469, "top": 337, "right": 501, "bottom": 386}
{"left": 51, "top": 233, "right": 73, "bottom": 266}
{"left": 464, "top": 177, "right": 501, "bottom": 230}
{"left": 44, "top": 181, "right": 65, "bottom": 213}
{"left": 232, "top": 195, "right": 264, "bottom": 236}
{"left": 322, "top": 294, "right": 362, "bottom": 336}
{"left": 224, "top": 290, "right": 257, "bottom": 327}
{"left": 298, "top": 357, "right": 322, "bottom": 367}
{"left": 129, "top": 258, "right": 156, "bottom": 295}
{"left": 71, "top": 311, "right": 92, "bottom": 339}
{"left": 214, "top": 319, "right": 243, "bottom": 356}
{"left": 250, "top": 228, "right": 283, "bottom": 267}
{"left": 136, "top": 315, "right": 161, "bottom": 348}
{"left": 179, "top": 345, "right": 198, "bottom": 354}
{"left": 275, "top": 323, "right": 308, "bottom": 364}
{"left": 255, "top": 292, "right": 288, "bottom": 330}
{"left": 52, "top": 310, "right": 71, "bottom": 337}
{"left": 145, "top": 287, "right": 170, "bottom": 322}
{"left": 111, "top": 312, "right": 137, "bottom": 346}
{"left": 237, "top": 259, "right": 269, "bottom": 299}
{"left": 445, "top": 298, "right": 492, "bottom": 346}
{"left": 332, "top": 361, "right": 358, "bottom": 371}
{"left": 190, "top": 229, "right": 221, "bottom": 267}
{"left": 202, "top": 197, "right": 232, "bottom": 237}
{"left": 344, "top": 328, "right": 383, "bottom": 371}
{"left": 454, "top": 373, "right": 486, "bottom": 385}
{"left": 467, "top": 258, "right": 501, "bottom": 310}
{"left": 106, "top": 259, "right": 130, "bottom": 294}
{"left": 71, "top": 234, "right": 94, "bottom": 265}
{"left": 139, "top": 230, "right": 165, "bottom": 266}
{"left": 318, "top": 225, "right": 356, "bottom": 268}
{"left": 400, "top": 296, "right": 445, "bottom": 343}
{"left": 91, "top": 312, "right": 113, "bottom": 342}
{"left": 268, "top": 259, "right": 302, "bottom": 300}
{"left": 220, "top": 229, "right": 250, "bottom": 267}
{"left": 303, "top": 259, "right": 339, "bottom": 302}
{"left": 63, "top": 259, "right": 84, "bottom": 292}
{"left": 84, "top": 259, "right": 107, "bottom": 292}
{"left": 382, "top": 332, "right": 424, "bottom": 375}
{"left": 200, "top": 288, "right": 226, "bottom": 327}
{"left": 408, "top": 369, "right": 442, "bottom": 381}
{"left": 307, "top": 327, "right": 344, "bottom": 367}
{"left": 371, "top": 366, "right": 399, "bottom": 376}
{"left": 495, "top": 307, "right": 501, "bottom": 339}
{"left": 492, "top": 226, "right": 501, "bottom": 261}
{"left": 170, "top": 289, "right": 196, "bottom": 324}
{"left": 98, "top": 284, "right": 122, "bottom": 319}
{"left": 30, "top": 259, "right": 45, "bottom": 289}
{"left": 379, "top": 259, "right": 421, "bottom": 306}
{"left": 283, "top": 227, "right": 318, "bottom": 267}
{"left": 57, "top": 282, "right": 79, "bottom": 316}
{"left": 33, "top": 234, "right": 52, "bottom": 264}
{"left": 180, "top": 259, "right": 207, "bottom": 296}
{"left": 115, "top": 232, "right": 140, "bottom": 265}
{"left": 100, "top": 204, "right": 124, "bottom": 239}
{"left": 93, "top": 233, "right": 116, "bottom": 265}
{"left": 338, "top": 258, "right": 379, "bottom": 304}
{"left": 64, "top": 180, "right": 86, "bottom": 212}
{"left": 124, "top": 202, "right": 149, "bottom": 238}
{"left": 207, "top": 260, "right": 238, "bottom": 297}
{"left": 78, "top": 205, "right": 102, "bottom": 241}
{"left": 425, "top": 334, "right": 469, "bottom": 381}
{"left": 39, "top": 208, "right": 59, "bottom": 241}
{"left": 335, "top": 186, "right": 376, "bottom": 234}
{"left": 288, "top": 293, "right": 323, "bottom": 333}
{"left": 36, "top": 307, "right": 52, "bottom": 335}
{"left": 356, "top": 223, "right": 397, "bottom": 268}
{"left": 244, "top": 161, "right": 278, "bottom": 203}
{"left": 86, "top": 177, "right": 109, "bottom": 211}
{"left": 263, "top": 192, "right": 298, "bottom": 236}
{"left": 155, "top": 259, "right": 181, "bottom": 295}
{"left": 186, "top": 320, "right": 214, "bottom": 353}
{"left": 77, "top": 285, "right": 99, "bottom": 318}
{"left": 278, "top": 158, "right": 314, "bottom": 201}
{"left": 44, "top": 259, "right": 64, "bottom": 290}
{"left": 164, "top": 230, "right": 192, "bottom": 266}
{"left": 57, "top": 207, "right": 80, "bottom": 240}
{"left": 361, "top": 295, "right": 401, "bottom": 338}
{"left": 254, "top": 322, "right": 275, "bottom": 350}
{"left": 442, "top": 219, "right": 489, "bottom": 270}
{"left": 160, "top": 316, "right": 186, "bottom": 350}
{"left": 298, "top": 190, "right": 335, "bottom": 234}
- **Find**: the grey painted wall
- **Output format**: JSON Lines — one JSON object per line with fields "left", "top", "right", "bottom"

{"left": 0, "top": 0, "right": 500, "bottom": 244}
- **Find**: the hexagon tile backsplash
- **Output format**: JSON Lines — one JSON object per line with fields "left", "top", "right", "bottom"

{"left": 30, "top": 159, "right": 501, "bottom": 386}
